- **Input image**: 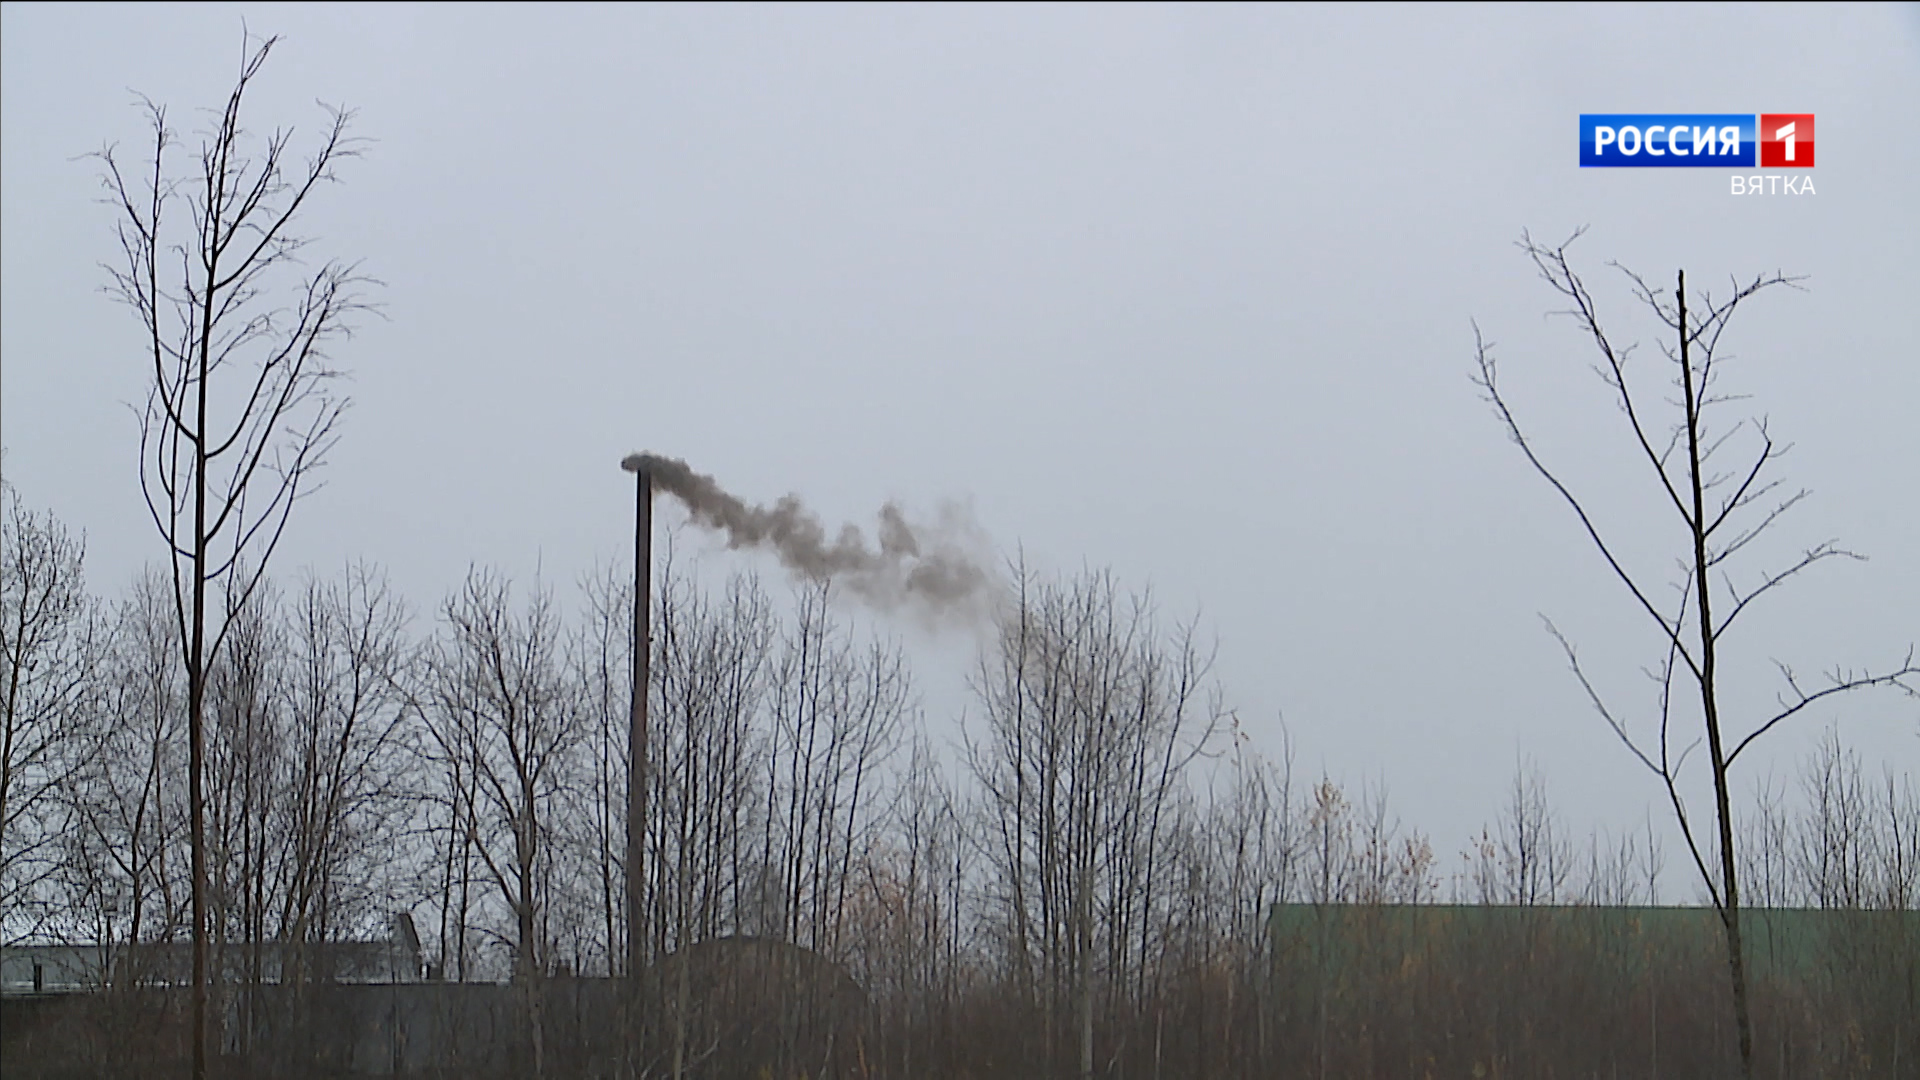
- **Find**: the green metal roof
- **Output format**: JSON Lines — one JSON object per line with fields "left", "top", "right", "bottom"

{"left": 1266, "top": 903, "right": 1919, "bottom": 984}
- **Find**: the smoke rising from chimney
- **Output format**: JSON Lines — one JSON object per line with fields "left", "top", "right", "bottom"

{"left": 624, "top": 452, "right": 994, "bottom": 624}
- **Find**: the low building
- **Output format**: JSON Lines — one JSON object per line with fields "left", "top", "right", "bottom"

{"left": 0, "top": 913, "right": 423, "bottom": 996}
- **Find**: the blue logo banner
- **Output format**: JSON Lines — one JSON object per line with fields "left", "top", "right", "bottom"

{"left": 1580, "top": 115, "right": 1755, "bottom": 167}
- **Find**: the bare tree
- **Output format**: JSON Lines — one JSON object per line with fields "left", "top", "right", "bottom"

{"left": 1793, "top": 727, "right": 1875, "bottom": 911}
{"left": 1490, "top": 758, "right": 1571, "bottom": 906}
{"left": 1738, "top": 775, "right": 1794, "bottom": 909}
{"left": 761, "top": 582, "right": 910, "bottom": 959}
{"left": 648, "top": 562, "right": 778, "bottom": 1078}
{"left": 727, "top": 581, "right": 910, "bottom": 1075}
{"left": 1472, "top": 227, "right": 1920, "bottom": 1077}
{"left": 63, "top": 568, "right": 192, "bottom": 985}
{"left": 568, "top": 562, "right": 640, "bottom": 979}
{"left": 202, "top": 574, "right": 286, "bottom": 1050}
{"left": 1305, "top": 777, "right": 1355, "bottom": 908}
{"left": 965, "top": 562, "right": 1225, "bottom": 1079}
{"left": 1154, "top": 733, "right": 1301, "bottom": 1072}
{"left": 422, "top": 568, "right": 580, "bottom": 1078}
{"left": 1868, "top": 763, "right": 1919, "bottom": 912}
{"left": 845, "top": 731, "right": 971, "bottom": 1077}
{"left": 1578, "top": 815, "right": 1665, "bottom": 907}
{"left": 274, "top": 564, "right": 416, "bottom": 967}
{"left": 96, "top": 29, "right": 375, "bottom": 1076}
{"left": 2, "top": 483, "right": 111, "bottom": 937}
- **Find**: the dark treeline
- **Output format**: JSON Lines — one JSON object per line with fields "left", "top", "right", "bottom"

{"left": 3, "top": 482, "right": 1916, "bottom": 1078}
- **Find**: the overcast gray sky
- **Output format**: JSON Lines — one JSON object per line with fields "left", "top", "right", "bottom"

{"left": 4, "top": 2, "right": 1916, "bottom": 892}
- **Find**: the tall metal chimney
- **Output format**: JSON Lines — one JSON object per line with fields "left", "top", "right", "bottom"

{"left": 619, "top": 455, "right": 653, "bottom": 1026}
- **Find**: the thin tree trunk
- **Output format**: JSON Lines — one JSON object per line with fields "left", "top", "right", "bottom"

{"left": 1677, "top": 271, "right": 1755, "bottom": 1078}
{"left": 188, "top": 311, "right": 211, "bottom": 1080}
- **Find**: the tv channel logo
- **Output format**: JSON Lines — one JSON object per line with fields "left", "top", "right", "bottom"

{"left": 1579, "top": 114, "right": 1814, "bottom": 168}
{"left": 1757, "top": 114, "right": 1814, "bottom": 167}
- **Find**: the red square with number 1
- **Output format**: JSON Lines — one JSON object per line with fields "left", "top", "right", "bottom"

{"left": 1759, "top": 114, "right": 1814, "bottom": 168}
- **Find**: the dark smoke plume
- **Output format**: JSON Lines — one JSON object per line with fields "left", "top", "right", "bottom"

{"left": 624, "top": 452, "right": 994, "bottom": 624}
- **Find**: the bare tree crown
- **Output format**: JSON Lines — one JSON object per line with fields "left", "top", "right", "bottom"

{"left": 97, "top": 32, "right": 377, "bottom": 654}
{"left": 1472, "top": 227, "right": 1917, "bottom": 1078}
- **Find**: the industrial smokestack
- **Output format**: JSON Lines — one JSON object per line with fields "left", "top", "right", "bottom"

{"left": 621, "top": 452, "right": 993, "bottom": 624}
{"left": 619, "top": 456, "right": 651, "bottom": 1007}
